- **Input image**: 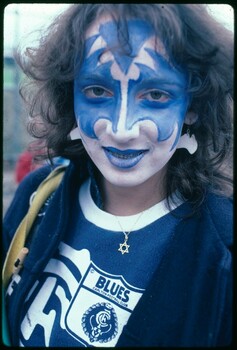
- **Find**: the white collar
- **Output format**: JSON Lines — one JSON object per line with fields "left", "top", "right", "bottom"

{"left": 79, "top": 178, "right": 184, "bottom": 232}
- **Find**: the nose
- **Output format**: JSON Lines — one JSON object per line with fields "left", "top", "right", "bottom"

{"left": 94, "top": 117, "right": 140, "bottom": 143}
{"left": 113, "top": 93, "right": 140, "bottom": 141}
{"left": 108, "top": 88, "right": 140, "bottom": 142}
{"left": 107, "top": 120, "right": 140, "bottom": 143}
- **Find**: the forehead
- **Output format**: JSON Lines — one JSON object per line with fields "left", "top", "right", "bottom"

{"left": 84, "top": 15, "right": 168, "bottom": 62}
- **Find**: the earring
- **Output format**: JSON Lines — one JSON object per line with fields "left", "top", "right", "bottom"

{"left": 69, "top": 127, "right": 81, "bottom": 140}
{"left": 177, "top": 128, "right": 198, "bottom": 154}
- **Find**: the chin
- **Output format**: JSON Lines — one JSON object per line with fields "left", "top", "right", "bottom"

{"left": 101, "top": 168, "right": 158, "bottom": 188}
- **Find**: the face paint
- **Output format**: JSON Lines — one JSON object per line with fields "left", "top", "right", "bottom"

{"left": 74, "top": 17, "right": 190, "bottom": 188}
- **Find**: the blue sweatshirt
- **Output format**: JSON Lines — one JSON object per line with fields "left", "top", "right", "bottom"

{"left": 3, "top": 159, "right": 233, "bottom": 347}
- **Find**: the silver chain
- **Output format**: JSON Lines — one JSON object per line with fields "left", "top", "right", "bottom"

{"left": 116, "top": 211, "right": 144, "bottom": 254}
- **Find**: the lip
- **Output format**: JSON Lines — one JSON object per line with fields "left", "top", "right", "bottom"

{"left": 103, "top": 147, "right": 148, "bottom": 169}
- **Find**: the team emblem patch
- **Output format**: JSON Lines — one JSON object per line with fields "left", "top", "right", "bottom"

{"left": 65, "top": 262, "right": 143, "bottom": 347}
{"left": 81, "top": 302, "right": 118, "bottom": 343}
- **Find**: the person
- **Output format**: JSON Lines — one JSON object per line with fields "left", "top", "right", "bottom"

{"left": 2, "top": 4, "right": 233, "bottom": 347}
{"left": 14, "top": 142, "right": 46, "bottom": 184}
{"left": 15, "top": 148, "right": 37, "bottom": 183}
{"left": 15, "top": 141, "right": 70, "bottom": 184}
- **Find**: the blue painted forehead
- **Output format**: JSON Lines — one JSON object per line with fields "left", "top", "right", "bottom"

{"left": 85, "top": 19, "right": 156, "bottom": 75}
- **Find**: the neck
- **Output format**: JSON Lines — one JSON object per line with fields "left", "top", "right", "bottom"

{"left": 101, "top": 170, "right": 167, "bottom": 216}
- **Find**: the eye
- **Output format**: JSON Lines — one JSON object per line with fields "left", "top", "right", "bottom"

{"left": 139, "top": 89, "right": 170, "bottom": 103}
{"left": 83, "top": 86, "right": 113, "bottom": 98}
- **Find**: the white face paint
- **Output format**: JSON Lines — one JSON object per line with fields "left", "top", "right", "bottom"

{"left": 74, "top": 16, "right": 190, "bottom": 188}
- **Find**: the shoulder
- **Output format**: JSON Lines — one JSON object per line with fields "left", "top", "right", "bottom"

{"left": 201, "top": 192, "right": 233, "bottom": 247}
{"left": 3, "top": 166, "right": 52, "bottom": 246}
{"left": 9, "top": 165, "right": 52, "bottom": 205}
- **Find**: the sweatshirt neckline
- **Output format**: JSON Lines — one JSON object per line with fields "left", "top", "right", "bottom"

{"left": 79, "top": 178, "right": 184, "bottom": 232}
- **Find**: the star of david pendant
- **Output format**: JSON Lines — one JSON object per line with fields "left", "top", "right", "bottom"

{"left": 118, "top": 240, "right": 130, "bottom": 254}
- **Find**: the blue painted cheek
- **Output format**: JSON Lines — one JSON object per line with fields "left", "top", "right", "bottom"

{"left": 125, "top": 79, "right": 189, "bottom": 148}
{"left": 125, "top": 61, "right": 190, "bottom": 148}
{"left": 74, "top": 41, "right": 113, "bottom": 137}
{"left": 126, "top": 100, "right": 188, "bottom": 144}
{"left": 74, "top": 96, "right": 120, "bottom": 139}
{"left": 74, "top": 66, "right": 122, "bottom": 138}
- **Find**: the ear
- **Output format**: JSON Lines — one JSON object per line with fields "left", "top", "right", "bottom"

{"left": 176, "top": 133, "right": 198, "bottom": 154}
{"left": 176, "top": 111, "right": 198, "bottom": 154}
{"left": 69, "top": 126, "right": 81, "bottom": 140}
{"left": 184, "top": 111, "right": 198, "bottom": 125}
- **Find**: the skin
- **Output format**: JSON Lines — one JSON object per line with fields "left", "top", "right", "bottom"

{"left": 74, "top": 16, "right": 193, "bottom": 215}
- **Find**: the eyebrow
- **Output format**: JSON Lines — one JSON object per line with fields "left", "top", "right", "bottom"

{"left": 77, "top": 73, "right": 119, "bottom": 91}
{"left": 79, "top": 73, "right": 110, "bottom": 84}
{"left": 136, "top": 78, "right": 187, "bottom": 90}
{"left": 133, "top": 62, "right": 188, "bottom": 89}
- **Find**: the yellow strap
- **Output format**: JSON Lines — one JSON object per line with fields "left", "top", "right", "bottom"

{"left": 2, "top": 166, "right": 66, "bottom": 288}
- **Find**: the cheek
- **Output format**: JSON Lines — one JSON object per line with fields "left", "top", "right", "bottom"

{"left": 74, "top": 83, "right": 98, "bottom": 138}
{"left": 74, "top": 93, "right": 119, "bottom": 139}
{"left": 79, "top": 130, "right": 101, "bottom": 160}
{"left": 153, "top": 122, "right": 179, "bottom": 154}
{"left": 74, "top": 98, "right": 108, "bottom": 139}
{"left": 127, "top": 95, "right": 188, "bottom": 142}
{"left": 75, "top": 109, "right": 97, "bottom": 139}
{"left": 127, "top": 105, "right": 184, "bottom": 145}
{"left": 133, "top": 119, "right": 159, "bottom": 142}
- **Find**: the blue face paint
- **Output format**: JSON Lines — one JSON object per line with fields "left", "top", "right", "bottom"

{"left": 126, "top": 52, "right": 190, "bottom": 149}
{"left": 74, "top": 60, "right": 121, "bottom": 138}
{"left": 98, "top": 20, "right": 154, "bottom": 75}
{"left": 74, "top": 19, "right": 190, "bottom": 150}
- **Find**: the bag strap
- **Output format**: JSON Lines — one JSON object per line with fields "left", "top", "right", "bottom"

{"left": 2, "top": 165, "right": 66, "bottom": 288}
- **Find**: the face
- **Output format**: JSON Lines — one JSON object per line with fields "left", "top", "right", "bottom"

{"left": 74, "top": 16, "right": 190, "bottom": 188}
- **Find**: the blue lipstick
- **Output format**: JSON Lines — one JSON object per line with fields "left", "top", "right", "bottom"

{"left": 103, "top": 147, "right": 148, "bottom": 169}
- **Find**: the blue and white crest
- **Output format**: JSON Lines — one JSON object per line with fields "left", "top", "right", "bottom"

{"left": 65, "top": 261, "right": 143, "bottom": 347}
{"left": 82, "top": 302, "right": 118, "bottom": 343}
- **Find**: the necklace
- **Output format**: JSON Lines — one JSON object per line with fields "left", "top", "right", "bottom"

{"left": 116, "top": 211, "right": 144, "bottom": 255}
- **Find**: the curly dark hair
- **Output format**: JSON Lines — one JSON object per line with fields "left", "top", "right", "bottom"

{"left": 15, "top": 4, "right": 233, "bottom": 208}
